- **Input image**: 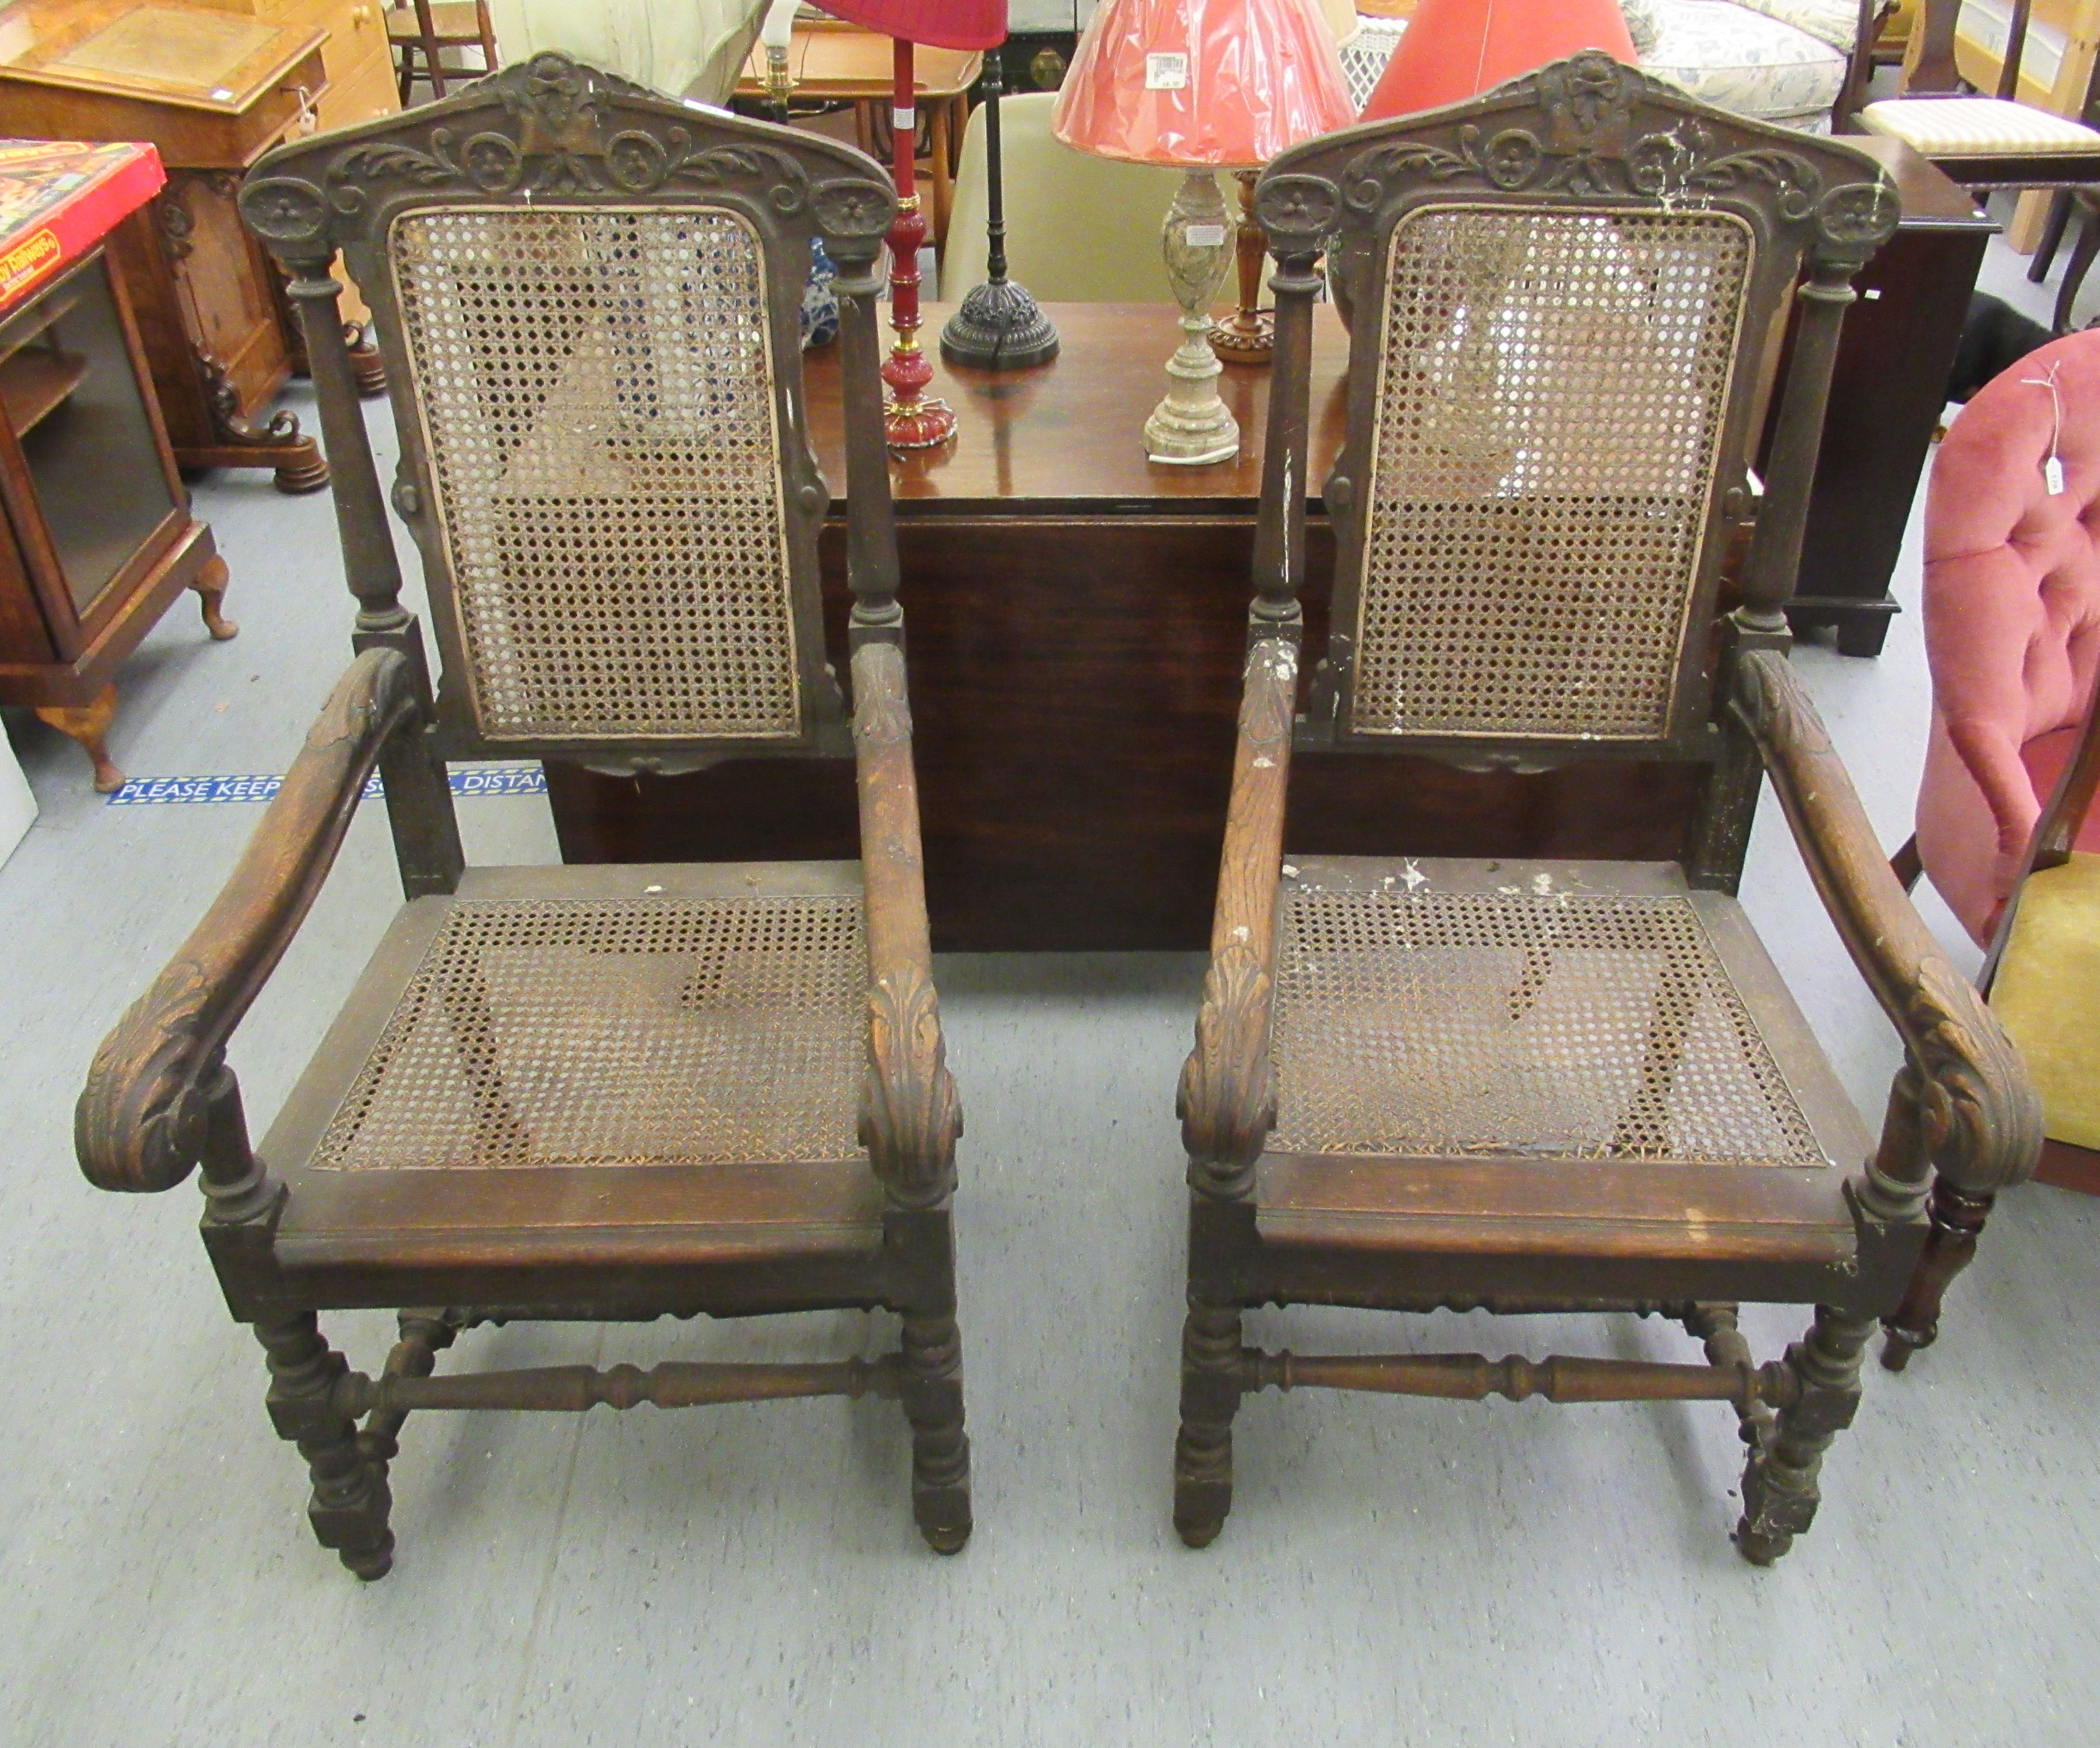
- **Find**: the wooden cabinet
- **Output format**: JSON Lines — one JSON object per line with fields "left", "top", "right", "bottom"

{"left": 0, "top": 247, "right": 228, "bottom": 790}
{"left": 0, "top": 0, "right": 403, "bottom": 494}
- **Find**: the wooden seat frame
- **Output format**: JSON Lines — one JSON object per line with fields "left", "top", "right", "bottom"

{"left": 1173, "top": 57, "right": 2042, "bottom": 1564}
{"left": 75, "top": 56, "right": 972, "bottom": 1576}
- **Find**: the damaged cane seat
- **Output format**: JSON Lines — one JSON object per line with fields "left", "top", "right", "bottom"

{"left": 1258, "top": 858, "right": 1869, "bottom": 1278}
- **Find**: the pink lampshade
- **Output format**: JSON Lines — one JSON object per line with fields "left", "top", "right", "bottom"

{"left": 1051, "top": 0, "right": 1356, "bottom": 169}
{"left": 814, "top": 0, "right": 1007, "bottom": 50}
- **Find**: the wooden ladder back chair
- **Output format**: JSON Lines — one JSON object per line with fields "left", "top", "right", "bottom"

{"left": 390, "top": 0, "right": 499, "bottom": 105}
{"left": 1175, "top": 53, "right": 2041, "bottom": 1564}
{"left": 74, "top": 54, "right": 971, "bottom": 1578}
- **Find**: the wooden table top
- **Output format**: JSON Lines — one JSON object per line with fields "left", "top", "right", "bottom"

{"left": 736, "top": 26, "right": 981, "bottom": 101}
{"left": 800, "top": 145, "right": 1972, "bottom": 516}
{"left": 802, "top": 301, "right": 1353, "bottom": 514}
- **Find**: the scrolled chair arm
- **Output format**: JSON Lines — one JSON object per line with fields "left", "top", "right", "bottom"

{"left": 850, "top": 640, "right": 961, "bottom": 1209}
{"left": 1178, "top": 638, "right": 1299, "bottom": 1200}
{"left": 1731, "top": 647, "right": 2043, "bottom": 1197}
{"left": 76, "top": 648, "right": 425, "bottom": 1194}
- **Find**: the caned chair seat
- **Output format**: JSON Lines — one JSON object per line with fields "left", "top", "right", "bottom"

{"left": 1255, "top": 857, "right": 1870, "bottom": 1265}
{"left": 1859, "top": 95, "right": 2100, "bottom": 154}
{"left": 262, "top": 862, "right": 886, "bottom": 1282}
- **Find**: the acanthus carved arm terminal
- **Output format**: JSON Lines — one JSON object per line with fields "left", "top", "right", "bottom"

{"left": 1179, "top": 638, "right": 1299, "bottom": 1199}
{"left": 1731, "top": 648, "right": 2043, "bottom": 1198}
{"left": 76, "top": 649, "right": 427, "bottom": 1194}
{"left": 851, "top": 640, "right": 960, "bottom": 1210}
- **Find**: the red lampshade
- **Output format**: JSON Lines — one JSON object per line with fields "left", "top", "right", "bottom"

{"left": 1360, "top": 0, "right": 1636, "bottom": 121}
{"left": 813, "top": 0, "right": 1007, "bottom": 50}
{"left": 1051, "top": 0, "right": 1356, "bottom": 169}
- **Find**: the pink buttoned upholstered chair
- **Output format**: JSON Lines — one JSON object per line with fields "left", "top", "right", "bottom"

{"left": 1909, "top": 329, "right": 2100, "bottom": 951}
{"left": 1887, "top": 326, "right": 2100, "bottom": 1369}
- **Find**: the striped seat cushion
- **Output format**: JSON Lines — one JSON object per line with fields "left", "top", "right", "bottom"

{"left": 1860, "top": 96, "right": 2100, "bottom": 154}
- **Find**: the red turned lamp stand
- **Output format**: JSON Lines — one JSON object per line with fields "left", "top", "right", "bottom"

{"left": 821, "top": 0, "right": 1008, "bottom": 448}
{"left": 880, "top": 35, "right": 955, "bottom": 449}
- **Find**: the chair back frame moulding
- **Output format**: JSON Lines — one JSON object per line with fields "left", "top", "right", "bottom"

{"left": 238, "top": 52, "right": 903, "bottom": 777}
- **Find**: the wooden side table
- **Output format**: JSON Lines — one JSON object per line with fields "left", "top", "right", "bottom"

{"left": 735, "top": 21, "right": 979, "bottom": 247}
{"left": 0, "top": 0, "right": 348, "bottom": 491}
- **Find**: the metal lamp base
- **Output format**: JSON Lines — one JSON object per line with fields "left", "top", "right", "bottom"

{"left": 940, "top": 278, "right": 1060, "bottom": 369}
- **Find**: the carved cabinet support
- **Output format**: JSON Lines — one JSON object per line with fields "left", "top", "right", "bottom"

{"left": 105, "top": 176, "right": 330, "bottom": 495}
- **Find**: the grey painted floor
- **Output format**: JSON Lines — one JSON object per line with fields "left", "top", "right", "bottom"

{"left": 4, "top": 235, "right": 2098, "bottom": 1748}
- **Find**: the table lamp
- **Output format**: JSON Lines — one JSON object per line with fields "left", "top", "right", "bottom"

{"left": 1052, "top": 0, "right": 1354, "bottom": 464}
{"left": 759, "top": 0, "right": 799, "bottom": 122}
{"left": 941, "top": 7, "right": 1061, "bottom": 371}
{"left": 1212, "top": 0, "right": 1359, "bottom": 362}
{"left": 1359, "top": 0, "right": 1636, "bottom": 121}
{"left": 821, "top": 0, "right": 1006, "bottom": 447}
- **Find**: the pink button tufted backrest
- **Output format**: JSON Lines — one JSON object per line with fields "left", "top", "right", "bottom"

{"left": 1917, "top": 328, "right": 2100, "bottom": 945}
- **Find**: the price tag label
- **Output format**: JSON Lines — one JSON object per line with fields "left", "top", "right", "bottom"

{"left": 2046, "top": 455, "right": 2067, "bottom": 496}
{"left": 1184, "top": 223, "right": 1228, "bottom": 248}
{"left": 1146, "top": 52, "right": 1189, "bottom": 90}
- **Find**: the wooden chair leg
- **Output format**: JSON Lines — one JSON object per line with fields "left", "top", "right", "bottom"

{"left": 2031, "top": 189, "right": 2074, "bottom": 283}
{"left": 1735, "top": 1305, "right": 1873, "bottom": 1565}
{"left": 2055, "top": 196, "right": 2100, "bottom": 334}
{"left": 255, "top": 1311, "right": 397, "bottom": 1580}
{"left": 1889, "top": 832, "right": 1922, "bottom": 892}
{"left": 35, "top": 684, "right": 123, "bottom": 793}
{"left": 1173, "top": 1300, "right": 1243, "bottom": 1547}
{"left": 191, "top": 554, "right": 238, "bottom": 641}
{"left": 356, "top": 1309, "right": 461, "bottom": 1479}
{"left": 900, "top": 1313, "right": 971, "bottom": 1552}
{"left": 1881, "top": 1180, "right": 1995, "bottom": 1370}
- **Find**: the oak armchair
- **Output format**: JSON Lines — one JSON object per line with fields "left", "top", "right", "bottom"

{"left": 1174, "top": 55, "right": 2041, "bottom": 1565}
{"left": 76, "top": 55, "right": 971, "bottom": 1577}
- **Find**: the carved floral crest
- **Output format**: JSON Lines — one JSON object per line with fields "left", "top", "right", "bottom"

{"left": 1282, "top": 52, "right": 1897, "bottom": 255}
{"left": 239, "top": 51, "right": 894, "bottom": 256}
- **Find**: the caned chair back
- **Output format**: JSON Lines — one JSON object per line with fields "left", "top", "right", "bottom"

{"left": 1256, "top": 55, "right": 1899, "bottom": 765}
{"left": 240, "top": 54, "right": 900, "bottom": 768}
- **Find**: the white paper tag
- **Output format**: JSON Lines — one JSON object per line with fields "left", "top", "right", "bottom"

{"left": 1146, "top": 52, "right": 1189, "bottom": 90}
{"left": 2047, "top": 455, "right": 2067, "bottom": 495}
{"left": 1184, "top": 222, "right": 1228, "bottom": 248}
{"left": 893, "top": 105, "right": 915, "bottom": 132}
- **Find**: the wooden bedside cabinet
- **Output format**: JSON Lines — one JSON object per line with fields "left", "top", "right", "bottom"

{"left": 0, "top": 142, "right": 230, "bottom": 792}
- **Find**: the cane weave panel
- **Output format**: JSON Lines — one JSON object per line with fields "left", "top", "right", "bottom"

{"left": 311, "top": 897, "right": 867, "bottom": 1171}
{"left": 390, "top": 205, "right": 801, "bottom": 743}
{"left": 1271, "top": 885, "right": 1824, "bottom": 1167}
{"left": 1351, "top": 205, "right": 1752, "bottom": 740}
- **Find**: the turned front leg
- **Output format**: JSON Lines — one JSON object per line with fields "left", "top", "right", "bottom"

{"left": 1736, "top": 1306, "right": 1873, "bottom": 1565}
{"left": 1174, "top": 1300, "right": 1244, "bottom": 1548}
{"left": 1882, "top": 1180, "right": 1995, "bottom": 1371}
{"left": 900, "top": 1313, "right": 971, "bottom": 1554}
{"left": 255, "top": 1311, "right": 396, "bottom": 1580}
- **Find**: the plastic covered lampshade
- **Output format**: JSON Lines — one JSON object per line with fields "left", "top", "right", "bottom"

{"left": 814, "top": 0, "right": 1007, "bottom": 49}
{"left": 1054, "top": 1, "right": 1353, "bottom": 462}
{"left": 1361, "top": 0, "right": 1636, "bottom": 121}
{"left": 1051, "top": 0, "right": 1356, "bottom": 168}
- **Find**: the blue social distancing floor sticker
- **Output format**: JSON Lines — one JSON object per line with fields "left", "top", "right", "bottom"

{"left": 107, "top": 765, "right": 547, "bottom": 806}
